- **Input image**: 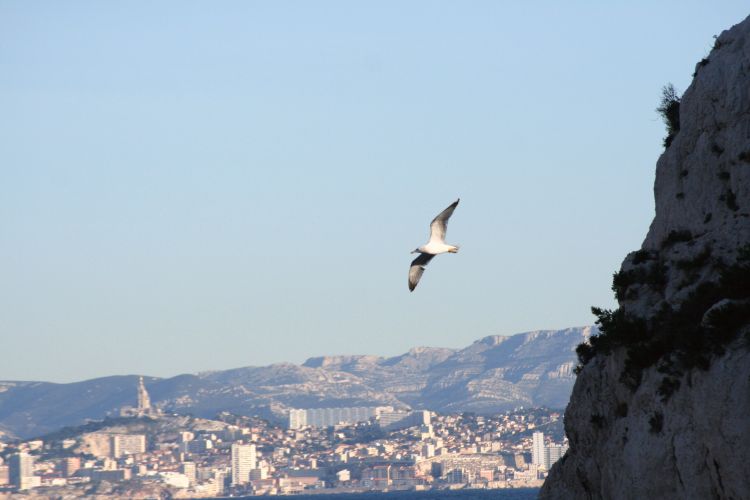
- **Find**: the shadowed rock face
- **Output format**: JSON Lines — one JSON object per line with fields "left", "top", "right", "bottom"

{"left": 0, "top": 327, "right": 590, "bottom": 439}
{"left": 541, "top": 15, "right": 750, "bottom": 500}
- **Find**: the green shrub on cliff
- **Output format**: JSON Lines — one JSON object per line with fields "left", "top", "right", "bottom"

{"left": 657, "top": 83, "right": 681, "bottom": 148}
{"left": 575, "top": 245, "right": 750, "bottom": 386}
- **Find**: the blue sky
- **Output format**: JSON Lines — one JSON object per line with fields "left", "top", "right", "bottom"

{"left": 2, "top": 2, "right": 748, "bottom": 382}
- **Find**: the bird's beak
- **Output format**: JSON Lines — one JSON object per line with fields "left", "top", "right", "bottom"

{"left": 411, "top": 249, "right": 419, "bottom": 254}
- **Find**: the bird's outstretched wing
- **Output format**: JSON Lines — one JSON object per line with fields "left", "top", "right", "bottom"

{"left": 408, "top": 253, "right": 435, "bottom": 292}
{"left": 428, "top": 198, "right": 460, "bottom": 244}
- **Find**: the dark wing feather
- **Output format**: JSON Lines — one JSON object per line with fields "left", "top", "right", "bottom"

{"left": 408, "top": 253, "right": 435, "bottom": 291}
{"left": 429, "top": 198, "right": 460, "bottom": 243}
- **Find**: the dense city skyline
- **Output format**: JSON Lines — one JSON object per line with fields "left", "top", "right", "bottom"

{"left": 0, "top": 374, "right": 564, "bottom": 496}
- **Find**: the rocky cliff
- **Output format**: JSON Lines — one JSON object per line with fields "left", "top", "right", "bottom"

{"left": 541, "top": 15, "right": 750, "bottom": 500}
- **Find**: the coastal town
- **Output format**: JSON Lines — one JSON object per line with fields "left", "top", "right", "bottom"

{"left": 0, "top": 378, "right": 566, "bottom": 497}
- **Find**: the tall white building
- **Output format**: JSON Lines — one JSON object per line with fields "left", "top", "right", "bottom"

{"left": 288, "top": 406, "right": 393, "bottom": 429}
{"left": 378, "top": 410, "right": 431, "bottom": 431}
{"left": 288, "top": 409, "right": 307, "bottom": 430}
{"left": 546, "top": 444, "right": 564, "bottom": 470}
{"left": 9, "top": 452, "right": 36, "bottom": 490}
{"left": 112, "top": 434, "right": 146, "bottom": 458}
{"left": 213, "top": 470, "right": 228, "bottom": 495}
{"left": 532, "top": 431, "right": 545, "bottom": 467}
{"left": 180, "top": 462, "right": 196, "bottom": 486}
{"left": 231, "top": 443, "right": 256, "bottom": 485}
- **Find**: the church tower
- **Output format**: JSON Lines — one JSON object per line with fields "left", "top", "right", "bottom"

{"left": 137, "top": 376, "right": 152, "bottom": 414}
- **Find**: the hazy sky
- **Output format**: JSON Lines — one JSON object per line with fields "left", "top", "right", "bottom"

{"left": 2, "top": 2, "right": 748, "bottom": 382}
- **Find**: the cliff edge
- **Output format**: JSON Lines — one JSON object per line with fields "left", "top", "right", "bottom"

{"left": 541, "top": 15, "right": 750, "bottom": 499}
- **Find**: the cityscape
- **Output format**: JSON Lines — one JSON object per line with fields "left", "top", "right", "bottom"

{"left": 0, "top": 378, "right": 566, "bottom": 497}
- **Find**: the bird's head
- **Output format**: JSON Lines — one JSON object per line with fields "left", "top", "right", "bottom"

{"left": 411, "top": 248, "right": 421, "bottom": 254}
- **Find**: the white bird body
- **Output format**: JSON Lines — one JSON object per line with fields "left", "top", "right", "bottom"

{"left": 417, "top": 241, "right": 458, "bottom": 255}
{"left": 408, "top": 199, "right": 460, "bottom": 291}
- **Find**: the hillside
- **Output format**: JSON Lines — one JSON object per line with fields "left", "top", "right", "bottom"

{"left": 0, "top": 326, "right": 591, "bottom": 439}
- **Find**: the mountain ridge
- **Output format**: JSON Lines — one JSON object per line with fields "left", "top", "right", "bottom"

{"left": 0, "top": 326, "right": 593, "bottom": 440}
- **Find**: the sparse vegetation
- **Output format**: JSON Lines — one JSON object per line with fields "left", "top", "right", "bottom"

{"left": 631, "top": 249, "right": 653, "bottom": 265}
{"left": 719, "top": 245, "right": 750, "bottom": 297}
{"left": 574, "top": 343, "right": 595, "bottom": 372}
{"left": 725, "top": 190, "right": 739, "bottom": 211}
{"left": 674, "top": 246, "right": 711, "bottom": 272}
{"left": 657, "top": 377, "right": 681, "bottom": 402}
{"left": 30, "top": 416, "right": 158, "bottom": 442}
{"left": 705, "top": 300, "right": 750, "bottom": 342}
{"left": 693, "top": 57, "right": 710, "bottom": 77}
{"left": 590, "top": 414, "right": 606, "bottom": 429}
{"left": 657, "top": 84, "right": 681, "bottom": 148}
{"left": 649, "top": 412, "right": 664, "bottom": 434}
{"left": 575, "top": 245, "right": 750, "bottom": 389}
{"left": 612, "top": 262, "right": 667, "bottom": 301}
{"left": 662, "top": 229, "right": 693, "bottom": 246}
{"left": 614, "top": 402, "right": 628, "bottom": 418}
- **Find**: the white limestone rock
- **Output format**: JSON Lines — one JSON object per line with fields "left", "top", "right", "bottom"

{"left": 541, "top": 14, "right": 750, "bottom": 499}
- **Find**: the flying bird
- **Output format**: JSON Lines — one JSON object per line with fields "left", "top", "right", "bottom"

{"left": 408, "top": 199, "right": 460, "bottom": 292}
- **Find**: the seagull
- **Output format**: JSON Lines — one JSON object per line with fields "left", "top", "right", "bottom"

{"left": 408, "top": 199, "right": 460, "bottom": 292}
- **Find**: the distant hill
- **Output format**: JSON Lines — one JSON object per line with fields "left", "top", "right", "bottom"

{"left": 0, "top": 326, "right": 593, "bottom": 439}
